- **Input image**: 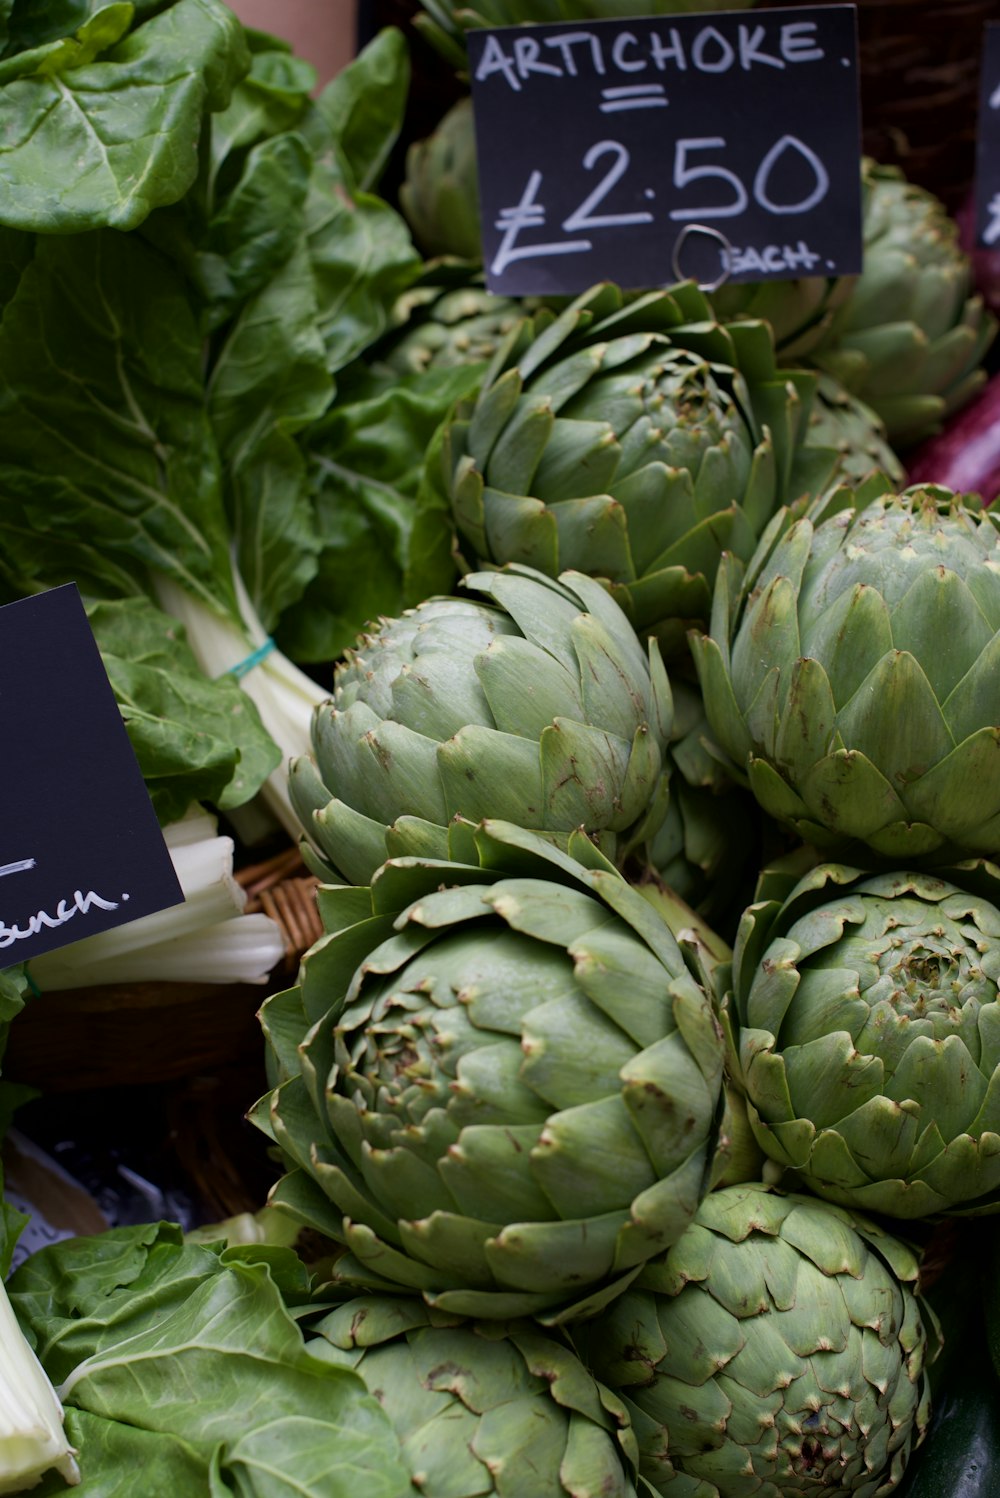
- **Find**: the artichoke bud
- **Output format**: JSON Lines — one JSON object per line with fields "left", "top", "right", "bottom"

{"left": 575, "top": 1183, "right": 937, "bottom": 1497}
{"left": 695, "top": 485, "right": 1000, "bottom": 863}
{"left": 439, "top": 281, "right": 814, "bottom": 653}
{"left": 729, "top": 858, "right": 1000, "bottom": 1218}
{"left": 290, "top": 565, "right": 673, "bottom": 885}
{"left": 310, "top": 1294, "right": 642, "bottom": 1497}
{"left": 257, "top": 819, "right": 725, "bottom": 1323}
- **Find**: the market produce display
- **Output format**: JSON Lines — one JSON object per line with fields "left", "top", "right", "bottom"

{"left": 3, "top": 1, "right": 1000, "bottom": 1495}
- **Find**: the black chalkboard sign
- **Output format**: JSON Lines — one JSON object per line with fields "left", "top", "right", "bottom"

{"left": 469, "top": 5, "right": 862, "bottom": 297}
{"left": 0, "top": 585, "right": 182, "bottom": 965}
{"left": 976, "top": 23, "right": 1000, "bottom": 249}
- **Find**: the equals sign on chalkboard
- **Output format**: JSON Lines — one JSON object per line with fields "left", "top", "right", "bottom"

{"left": 599, "top": 84, "right": 668, "bottom": 112}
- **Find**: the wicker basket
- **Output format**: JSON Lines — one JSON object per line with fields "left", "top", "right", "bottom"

{"left": 3, "top": 848, "right": 320, "bottom": 1093}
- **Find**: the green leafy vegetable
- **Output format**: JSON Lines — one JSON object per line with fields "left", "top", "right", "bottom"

{"left": 0, "top": 0, "right": 250, "bottom": 233}
{"left": 311, "top": 26, "right": 409, "bottom": 192}
{"left": 0, "top": 229, "right": 237, "bottom": 619}
{"left": 276, "top": 364, "right": 473, "bottom": 661}
{"left": 88, "top": 597, "right": 281, "bottom": 821}
{"left": 10, "top": 1223, "right": 410, "bottom": 1497}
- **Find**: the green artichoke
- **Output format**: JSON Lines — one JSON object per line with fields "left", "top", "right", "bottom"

{"left": 399, "top": 98, "right": 482, "bottom": 263}
{"left": 803, "top": 373, "right": 904, "bottom": 490}
{"left": 375, "top": 278, "right": 526, "bottom": 378}
{"left": 810, "top": 164, "right": 996, "bottom": 448}
{"left": 289, "top": 564, "right": 672, "bottom": 885}
{"left": 416, "top": 0, "right": 756, "bottom": 72}
{"left": 710, "top": 266, "right": 854, "bottom": 364}
{"left": 254, "top": 819, "right": 725, "bottom": 1322}
{"left": 729, "top": 858, "right": 1000, "bottom": 1218}
{"left": 576, "top": 1183, "right": 937, "bottom": 1496}
{"left": 691, "top": 483, "right": 1000, "bottom": 861}
{"left": 310, "top": 1296, "right": 649, "bottom": 1497}
{"left": 435, "top": 281, "right": 818, "bottom": 655}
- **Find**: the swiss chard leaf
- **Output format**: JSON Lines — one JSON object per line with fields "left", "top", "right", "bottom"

{"left": 207, "top": 233, "right": 330, "bottom": 629}
{"left": 11, "top": 1224, "right": 410, "bottom": 1498}
{"left": 87, "top": 597, "right": 281, "bottom": 820}
{"left": 0, "top": 0, "right": 250, "bottom": 232}
{"left": 275, "top": 365, "right": 471, "bottom": 662}
{"left": 312, "top": 26, "right": 410, "bottom": 193}
{"left": 0, "top": 230, "right": 237, "bottom": 619}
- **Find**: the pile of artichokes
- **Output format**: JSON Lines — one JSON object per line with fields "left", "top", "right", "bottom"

{"left": 253, "top": 17, "right": 1000, "bottom": 1496}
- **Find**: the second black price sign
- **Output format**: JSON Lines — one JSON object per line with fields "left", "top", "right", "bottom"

{"left": 469, "top": 4, "right": 863, "bottom": 297}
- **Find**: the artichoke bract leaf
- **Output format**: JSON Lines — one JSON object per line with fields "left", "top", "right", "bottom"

{"left": 891, "top": 567, "right": 996, "bottom": 701}
{"left": 739, "top": 1033, "right": 798, "bottom": 1125}
{"left": 383, "top": 815, "right": 453, "bottom": 863}
{"left": 451, "top": 450, "right": 488, "bottom": 556}
{"left": 688, "top": 632, "right": 744, "bottom": 756}
{"left": 531, "top": 1098, "right": 658, "bottom": 1217}
{"left": 299, "top": 912, "right": 400, "bottom": 1023}
{"left": 483, "top": 1211, "right": 627, "bottom": 1294}
{"left": 487, "top": 397, "right": 554, "bottom": 495}
{"left": 440, "top": 1125, "right": 559, "bottom": 1222}
{"left": 467, "top": 366, "right": 523, "bottom": 469}
{"left": 258, "top": 986, "right": 310, "bottom": 1081}
{"left": 799, "top": 582, "right": 894, "bottom": 707}
{"left": 738, "top": 935, "right": 803, "bottom": 1033}
{"left": 942, "top": 629, "right": 1000, "bottom": 743}
{"left": 784, "top": 1032, "right": 885, "bottom": 1129}
{"left": 558, "top": 1414, "right": 636, "bottom": 1498}
{"left": 571, "top": 924, "right": 683, "bottom": 1052}
{"left": 550, "top": 493, "right": 635, "bottom": 582}
{"left": 346, "top": 1220, "right": 450, "bottom": 1290}
{"left": 773, "top": 656, "right": 838, "bottom": 773}
{"left": 889, "top": 1034, "right": 988, "bottom": 1141}
{"left": 313, "top": 798, "right": 388, "bottom": 885}
{"left": 740, "top": 668, "right": 783, "bottom": 762}
{"left": 360, "top": 1143, "right": 460, "bottom": 1226}
{"left": 833, "top": 1095, "right": 926, "bottom": 1182}
{"left": 314, "top": 883, "right": 375, "bottom": 934}
{"left": 532, "top": 420, "right": 620, "bottom": 503}
{"left": 735, "top": 436, "right": 780, "bottom": 540}
{"left": 437, "top": 723, "right": 545, "bottom": 824}
{"left": 475, "top": 633, "right": 586, "bottom": 737}
{"left": 572, "top": 617, "right": 655, "bottom": 742}
{"left": 619, "top": 1034, "right": 720, "bottom": 1181}
{"left": 465, "top": 566, "right": 580, "bottom": 665}
{"left": 795, "top": 749, "right": 907, "bottom": 842}
{"left": 870, "top": 394, "right": 946, "bottom": 446}
{"left": 918, "top": 1131, "right": 1000, "bottom": 1214}
{"left": 901, "top": 729, "right": 1000, "bottom": 849}
{"left": 835, "top": 649, "right": 955, "bottom": 783}
{"left": 268, "top": 1168, "right": 348, "bottom": 1240}
{"left": 542, "top": 720, "right": 649, "bottom": 832}
{"left": 269, "top": 1077, "right": 328, "bottom": 1176}
{"left": 482, "top": 487, "right": 559, "bottom": 573}
{"left": 746, "top": 756, "right": 809, "bottom": 825}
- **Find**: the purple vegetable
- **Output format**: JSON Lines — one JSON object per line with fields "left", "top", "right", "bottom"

{"left": 907, "top": 372, "right": 1000, "bottom": 505}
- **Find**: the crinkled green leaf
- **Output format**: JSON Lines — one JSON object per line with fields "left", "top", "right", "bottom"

{"left": 0, "top": 0, "right": 250, "bottom": 232}
{"left": 87, "top": 597, "right": 280, "bottom": 819}
{"left": 0, "top": 229, "right": 237, "bottom": 620}
{"left": 12, "top": 1224, "right": 409, "bottom": 1498}
{"left": 312, "top": 27, "right": 409, "bottom": 193}
{"left": 276, "top": 365, "right": 471, "bottom": 661}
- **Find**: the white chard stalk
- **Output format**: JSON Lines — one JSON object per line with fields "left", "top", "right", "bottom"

{"left": 28, "top": 813, "right": 285, "bottom": 990}
{"left": 152, "top": 571, "right": 326, "bottom": 842}
{"left": 0, "top": 1278, "right": 79, "bottom": 1492}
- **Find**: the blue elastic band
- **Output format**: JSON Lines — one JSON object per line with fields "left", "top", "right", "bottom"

{"left": 226, "top": 638, "right": 276, "bottom": 679}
